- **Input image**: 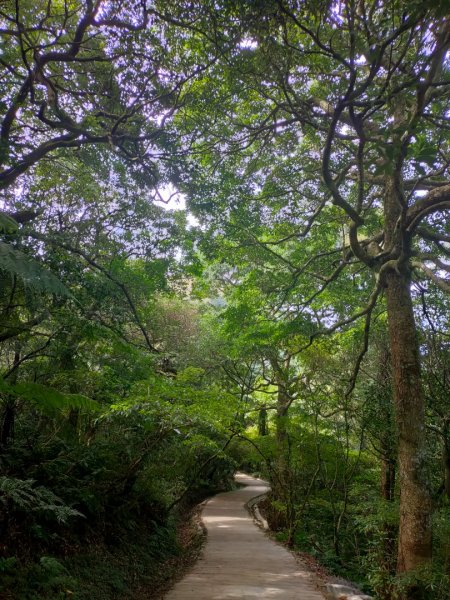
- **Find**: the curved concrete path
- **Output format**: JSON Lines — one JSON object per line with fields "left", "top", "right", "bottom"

{"left": 164, "top": 473, "right": 325, "bottom": 599}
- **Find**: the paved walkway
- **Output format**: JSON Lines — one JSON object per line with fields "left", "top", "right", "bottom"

{"left": 164, "top": 473, "right": 325, "bottom": 599}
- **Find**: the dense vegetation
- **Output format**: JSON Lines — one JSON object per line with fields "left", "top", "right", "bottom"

{"left": 0, "top": 1, "right": 449, "bottom": 599}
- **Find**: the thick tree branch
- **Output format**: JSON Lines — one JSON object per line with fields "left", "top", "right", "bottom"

{"left": 412, "top": 261, "right": 450, "bottom": 293}
{"left": 407, "top": 184, "right": 450, "bottom": 231}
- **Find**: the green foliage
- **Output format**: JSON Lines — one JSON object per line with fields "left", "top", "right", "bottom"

{"left": 0, "top": 477, "right": 83, "bottom": 524}
{"left": 0, "top": 212, "right": 18, "bottom": 234}
{"left": 13, "top": 382, "right": 100, "bottom": 415}
{"left": 0, "top": 555, "right": 76, "bottom": 600}
{"left": 0, "top": 242, "right": 70, "bottom": 296}
{"left": 0, "top": 3, "right": 449, "bottom": 599}
{"left": 0, "top": 556, "right": 18, "bottom": 573}
{"left": 0, "top": 378, "right": 100, "bottom": 415}
{"left": 28, "top": 556, "right": 76, "bottom": 599}
{"left": 380, "top": 565, "right": 450, "bottom": 600}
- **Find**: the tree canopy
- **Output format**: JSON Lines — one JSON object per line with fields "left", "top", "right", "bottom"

{"left": 0, "top": 2, "right": 449, "bottom": 599}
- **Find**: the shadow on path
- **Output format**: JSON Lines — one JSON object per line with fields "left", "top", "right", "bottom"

{"left": 164, "top": 473, "right": 325, "bottom": 599}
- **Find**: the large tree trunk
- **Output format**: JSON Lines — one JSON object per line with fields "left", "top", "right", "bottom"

{"left": 385, "top": 271, "right": 432, "bottom": 573}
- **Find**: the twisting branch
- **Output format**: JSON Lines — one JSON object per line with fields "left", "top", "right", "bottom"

{"left": 0, "top": 311, "right": 49, "bottom": 343}
{"left": 406, "top": 184, "right": 450, "bottom": 231}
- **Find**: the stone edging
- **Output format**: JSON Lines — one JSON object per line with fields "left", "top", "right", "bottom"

{"left": 325, "top": 583, "right": 373, "bottom": 600}
{"left": 245, "top": 492, "right": 270, "bottom": 530}
{"left": 247, "top": 493, "right": 373, "bottom": 600}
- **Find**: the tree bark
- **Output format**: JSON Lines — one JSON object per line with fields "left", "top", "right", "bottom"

{"left": 269, "top": 357, "right": 296, "bottom": 541}
{"left": 381, "top": 456, "right": 396, "bottom": 502}
{"left": 385, "top": 271, "right": 432, "bottom": 573}
{"left": 258, "top": 407, "right": 268, "bottom": 436}
{"left": 0, "top": 343, "right": 20, "bottom": 447}
{"left": 443, "top": 436, "right": 450, "bottom": 501}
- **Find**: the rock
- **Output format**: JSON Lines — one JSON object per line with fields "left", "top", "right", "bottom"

{"left": 325, "top": 582, "right": 373, "bottom": 600}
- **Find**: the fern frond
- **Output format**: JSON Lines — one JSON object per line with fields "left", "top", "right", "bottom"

{"left": 0, "top": 477, "right": 84, "bottom": 523}
{"left": 64, "top": 392, "right": 102, "bottom": 412}
{"left": 0, "top": 242, "right": 71, "bottom": 297}
{"left": 0, "top": 212, "right": 18, "bottom": 234}
{"left": 1, "top": 380, "right": 100, "bottom": 415}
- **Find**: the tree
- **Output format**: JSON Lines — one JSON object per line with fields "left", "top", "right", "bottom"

{"left": 177, "top": 0, "right": 450, "bottom": 577}
{"left": 0, "top": 0, "right": 213, "bottom": 192}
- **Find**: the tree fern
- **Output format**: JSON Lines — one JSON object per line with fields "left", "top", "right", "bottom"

{"left": 0, "top": 379, "right": 100, "bottom": 415}
{"left": 0, "top": 476, "right": 83, "bottom": 523}
{"left": 0, "top": 212, "right": 18, "bottom": 234}
{"left": 0, "top": 242, "right": 70, "bottom": 297}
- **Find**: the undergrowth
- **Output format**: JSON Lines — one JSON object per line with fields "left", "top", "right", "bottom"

{"left": 0, "top": 508, "right": 207, "bottom": 600}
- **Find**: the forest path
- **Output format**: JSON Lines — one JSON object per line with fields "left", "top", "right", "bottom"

{"left": 163, "top": 473, "right": 325, "bottom": 599}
